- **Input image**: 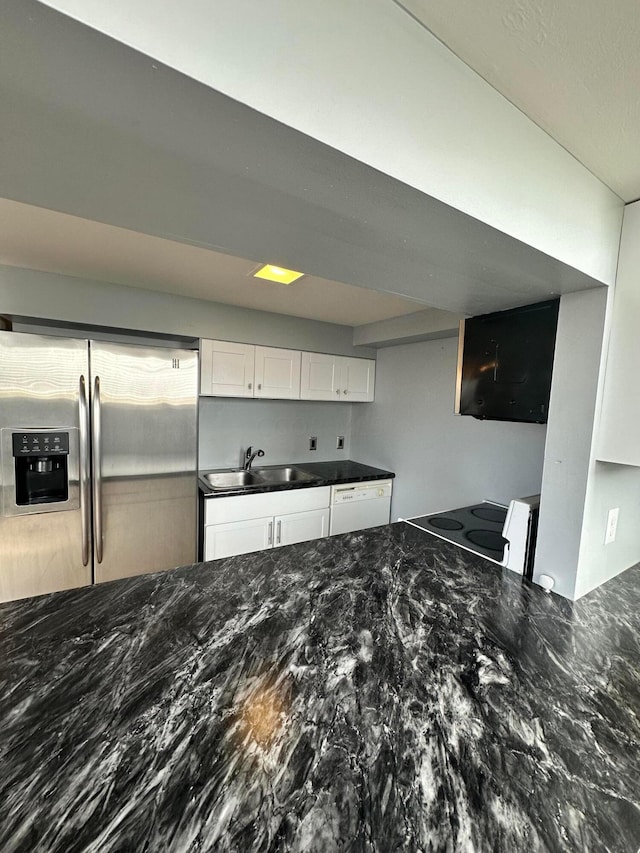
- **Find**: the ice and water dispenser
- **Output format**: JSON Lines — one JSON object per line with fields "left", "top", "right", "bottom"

{"left": 1, "top": 427, "right": 79, "bottom": 517}
{"left": 11, "top": 431, "right": 70, "bottom": 507}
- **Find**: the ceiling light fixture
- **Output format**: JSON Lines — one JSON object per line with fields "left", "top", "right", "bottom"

{"left": 253, "top": 264, "right": 305, "bottom": 285}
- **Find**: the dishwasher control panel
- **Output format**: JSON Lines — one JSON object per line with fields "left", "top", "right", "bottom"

{"left": 331, "top": 480, "right": 393, "bottom": 504}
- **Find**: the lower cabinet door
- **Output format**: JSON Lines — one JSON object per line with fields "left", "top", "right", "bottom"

{"left": 275, "top": 508, "right": 330, "bottom": 547}
{"left": 204, "top": 516, "right": 273, "bottom": 560}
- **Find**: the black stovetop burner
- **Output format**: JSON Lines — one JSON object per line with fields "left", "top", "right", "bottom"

{"left": 407, "top": 502, "right": 509, "bottom": 563}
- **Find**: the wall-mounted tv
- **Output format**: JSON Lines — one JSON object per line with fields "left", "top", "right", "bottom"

{"left": 455, "top": 298, "right": 559, "bottom": 424}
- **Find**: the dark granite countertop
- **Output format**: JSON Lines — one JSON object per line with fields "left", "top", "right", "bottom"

{"left": 200, "top": 459, "right": 395, "bottom": 498}
{"left": 1, "top": 524, "right": 639, "bottom": 852}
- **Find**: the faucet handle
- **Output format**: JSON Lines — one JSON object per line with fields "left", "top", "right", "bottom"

{"left": 245, "top": 445, "right": 252, "bottom": 460}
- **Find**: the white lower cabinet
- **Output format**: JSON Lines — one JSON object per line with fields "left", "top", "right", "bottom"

{"left": 277, "top": 508, "right": 330, "bottom": 547}
{"left": 203, "top": 487, "right": 330, "bottom": 560}
{"left": 205, "top": 516, "right": 273, "bottom": 560}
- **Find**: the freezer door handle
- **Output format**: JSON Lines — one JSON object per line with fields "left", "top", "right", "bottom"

{"left": 92, "top": 375, "right": 103, "bottom": 563}
{"left": 79, "top": 375, "right": 91, "bottom": 567}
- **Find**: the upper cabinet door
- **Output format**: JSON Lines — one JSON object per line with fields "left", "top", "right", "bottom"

{"left": 300, "top": 352, "right": 340, "bottom": 401}
{"left": 254, "top": 346, "right": 301, "bottom": 399}
{"left": 200, "top": 340, "right": 255, "bottom": 397}
{"left": 339, "top": 357, "right": 376, "bottom": 402}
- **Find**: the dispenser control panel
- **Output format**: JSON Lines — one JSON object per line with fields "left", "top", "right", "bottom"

{"left": 12, "top": 432, "right": 70, "bottom": 457}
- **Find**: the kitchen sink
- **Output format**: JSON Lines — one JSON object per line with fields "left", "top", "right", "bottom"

{"left": 252, "top": 466, "right": 319, "bottom": 484}
{"left": 200, "top": 465, "right": 320, "bottom": 491}
{"left": 201, "top": 470, "right": 264, "bottom": 489}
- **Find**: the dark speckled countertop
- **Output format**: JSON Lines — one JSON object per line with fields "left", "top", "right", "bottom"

{"left": 200, "top": 459, "right": 395, "bottom": 498}
{"left": 0, "top": 523, "right": 639, "bottom": 852}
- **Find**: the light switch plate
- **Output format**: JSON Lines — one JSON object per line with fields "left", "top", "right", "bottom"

{"left": 336, "top": 435, "right": 345, "bottom": 450}
{"left": 604, "top": 507, "right": 619, "bottom": 544}
{"left": 309, "top": 436, "right": 317, "bottom": 451}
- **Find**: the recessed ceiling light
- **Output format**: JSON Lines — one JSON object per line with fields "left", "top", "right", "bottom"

{"left": 253, "top": 264, "right": 305, "bottom": 285}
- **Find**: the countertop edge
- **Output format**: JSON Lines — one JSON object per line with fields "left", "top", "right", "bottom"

{"left": 199, "top": 460, "right": 395, "bottom": 499}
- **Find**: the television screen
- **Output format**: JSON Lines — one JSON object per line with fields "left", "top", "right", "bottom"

{"left": 456, "top": 299, "right": 559, "bottom": 424}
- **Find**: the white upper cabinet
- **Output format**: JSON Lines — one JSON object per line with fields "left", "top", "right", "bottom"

{"left": 300, "top": 352, "right": 341, "bottom": 401}
{"left": 200, "top": 340, "right": 254, "bottom": 397}
{"left": 201, "top": 340, "right": 375, "bottom": 402}
{"left": 341, "top": 356, "right": 375, "bottom": 402}
{"left": 300, "top": 352, "right": 375, "bottom": 402}
{"left": 254, "top": 346, "right": 301, "bottom": 399}
{"left": 201, "top": 341, "right": 300, "bottom": 399}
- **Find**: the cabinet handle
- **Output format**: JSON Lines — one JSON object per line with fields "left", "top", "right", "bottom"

{"left": 276, "top": 520, "right": 282, "bottom": 544}
{"left": 343, "top": 389, "right": 348, "bottom": 395}
{"left": 258, "top": 383, "right": 262, "bottom": 390}
{"left": 336, "top": 388, "right": 340, "bottom": 395}
{"left": 248, "top": 382, "right": 252, "bottom": 390}
{"left": 268, "top": 521, "right": 273, "bottom": 545}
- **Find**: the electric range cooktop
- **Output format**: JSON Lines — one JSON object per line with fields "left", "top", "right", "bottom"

{"left": 406, "top": 501, "right": 509, "bottom": 564}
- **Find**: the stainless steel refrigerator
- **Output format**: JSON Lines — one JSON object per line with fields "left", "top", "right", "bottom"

{"left": 0, "top": 331, "right": 198, "bottom": 602}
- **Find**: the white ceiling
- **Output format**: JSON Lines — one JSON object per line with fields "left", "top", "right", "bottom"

{"left": 396, "top": 0, "right": 640, "bottom": 202}
{"left": 2, "top": 0, "right": 634, "bottom": 328}
{"left": 0, "top": 200, "right": 426, "bottom": 327}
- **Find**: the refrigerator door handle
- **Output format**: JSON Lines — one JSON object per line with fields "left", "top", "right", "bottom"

{"left": 79, "top": 375, "right": 91, "bottom": 567}
{"left": 92, "top": 376, "right": 104, "bottom": 564}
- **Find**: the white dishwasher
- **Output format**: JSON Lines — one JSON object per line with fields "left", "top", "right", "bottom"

{"left": 329, "top": 479, "right": 393, "bottom": 535}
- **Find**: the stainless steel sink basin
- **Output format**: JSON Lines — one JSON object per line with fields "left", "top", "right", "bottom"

{"left": 201, "top": 470, "right": 263, "bottom": 489}
{"left": 200, "top": 465, "right": 320, "bottom": 491}
{"left": 252, "top": 466, "right": 318, "bottom": 484}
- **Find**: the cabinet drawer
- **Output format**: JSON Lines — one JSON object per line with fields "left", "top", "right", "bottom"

{"left": 204, "top": 486, "right": 330, "bottom": 525}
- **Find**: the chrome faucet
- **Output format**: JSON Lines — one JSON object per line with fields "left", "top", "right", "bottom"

{"left": 243, "top": 446, "right": 265, "bottom": 470}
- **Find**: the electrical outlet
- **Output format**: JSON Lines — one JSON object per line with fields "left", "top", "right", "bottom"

{"left": 604, "top": 507, "right": 619, "bottom": 545}
{"left": 309, "top": 436, "right": 317, "bottom": 451}
{"left": 336, "top": 435, "right": 345, "bottom": 450}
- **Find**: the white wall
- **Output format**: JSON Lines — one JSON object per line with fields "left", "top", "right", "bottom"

{"left": 597, "top": 201, "right": 640, "bottom": 465}
{"left": 199, "top": 398, "right": 352, "bottom": 470}
{"left": 576, "top": 463, "right": 640, "bottom": 598}
{"left": 351, "top": 337, "right": 547, "bottom": 521}
{"left": 572, "top": 201, "right": 640, "bottom": 598}
{"left": 42, "top": 0, "right": 623, "bottom": 285}
{"left": 0, "top": 266, "right": 373, "bottom": 358}
{"left": 533, "top": 289, "right": 608, "bottom": 599}
{"left": 532, "top": 221, "right": 640, "bottom": 600}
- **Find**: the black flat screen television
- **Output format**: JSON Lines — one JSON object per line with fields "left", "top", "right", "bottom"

{"left": 456, "top": 298, "right": 559, "bottom": 424}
